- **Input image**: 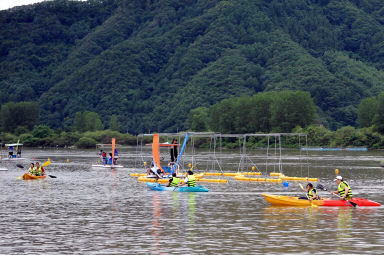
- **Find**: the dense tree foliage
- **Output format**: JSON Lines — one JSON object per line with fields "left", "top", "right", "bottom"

{"left": 189, "top": 91, "right": 316, "bottom": 133}
{"left": 73, "top": 111, "right": 103, "bottom": 132}
{"left": 2, "top": 0, "right": 384, "bottom": 133}
{"left": 109, "top": 114, "right": 120, "bottom": 132}
{"left": 0, "top": 102, "right": 39, "bottom": 132}
{"left": 357, "top": 92, "right": 384, "bottom": 134}
{"left": 357, "top": 96, "right": 378, "bottom": 128}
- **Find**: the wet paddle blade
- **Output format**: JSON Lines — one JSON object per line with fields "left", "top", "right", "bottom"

{"left": 42, "top": 160, "right": 51, "bottom": 167}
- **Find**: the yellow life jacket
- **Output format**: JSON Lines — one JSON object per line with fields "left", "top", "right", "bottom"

{"left": 187, "top": 174, "right": 196, "bottom": 187}
{"left": 338, "top": 181, "right": 352, "bottom": 199}
{"left": 169, "top": 177, "right": 180, "bottom": 187}
{"left": 307, "top": 188, "right": 317, "bottom": 199}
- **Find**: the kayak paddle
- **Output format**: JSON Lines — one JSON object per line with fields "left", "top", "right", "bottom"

{"left": 16, "top": 164, "right": 25, "bottom": 179}
{"left": 42, "top": 159, "right": 51, "bottom": 167}
{"left": 299, "top": 183, "right": 317, "bottom": 207}
{"left": 42, "top": 160, "right": 56, "bottom": 178}
{"left": 316, "top": 184, "right": 357, "bottom": 207}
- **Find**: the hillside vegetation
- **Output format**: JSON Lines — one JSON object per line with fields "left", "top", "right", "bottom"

{"left": 2, "top": 0, "right": 384, "bottom": 134}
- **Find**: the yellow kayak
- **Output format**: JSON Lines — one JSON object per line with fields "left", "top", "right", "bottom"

{"left": 22, "top": 173, "right": 47, "bottom": 180}
{"left": 262, "top": 194, "right": 323, "bottom": 206}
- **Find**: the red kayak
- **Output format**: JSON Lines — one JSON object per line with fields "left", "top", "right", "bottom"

{"left": 321, "top": 198, "right": 381, "bottom": 207}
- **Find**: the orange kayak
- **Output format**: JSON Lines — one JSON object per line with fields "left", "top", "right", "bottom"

{"left": 23, "top": 173, "right": 47, "bottom": 180}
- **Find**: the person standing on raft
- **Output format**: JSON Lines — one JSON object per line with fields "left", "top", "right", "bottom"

{"left": 331, "top": 176, "right": 353, "bottom": 200}
{"left": 169, "top": 139, "right": 178, "bottom": 162}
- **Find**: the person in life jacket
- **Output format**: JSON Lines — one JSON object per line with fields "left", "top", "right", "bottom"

{"left": 306, "top": 183, "right": 319, "bottom": 200}
{"left": 27, "top": 163, "right": 35, "bottom": 174}
{"left": 167, "top": 172, "right": 181, "bottom": 187}
{"left": 34, "top": 162, "right": 45, "bottom": 176}
{"left": 181, "top": 170, "right": 196, "bottom": 187}
{"left": 332, "top": 176, "right": 353, "bottom": 200}
{"left": 101, "top": 151, "right": 107, "bottom": 164}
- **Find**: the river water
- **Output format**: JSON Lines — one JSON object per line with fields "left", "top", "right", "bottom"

{"left": 0, "top": 148, "right": 383, "bottom": 254}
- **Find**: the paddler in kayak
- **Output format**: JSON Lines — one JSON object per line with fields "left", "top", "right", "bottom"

{"left": 167, "top": 172, "right": 181, "bottom": 187}
{"left": 299, "top": 183, "right": 319, "bottom": 200}
{"left": 180, "top": 170, "right": 196, "bottom": 187}
{"left": 331, "top": 176, "right": 353, "bottom": 200}
{"left": 27, "top": 163, "right": 35, "bottom": 174}
{"left": 34, "top": 162, "right": 46, "bottom": 176}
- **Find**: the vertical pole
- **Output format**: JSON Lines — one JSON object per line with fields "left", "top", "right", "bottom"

{"left": 279, "top": 134, "right": 282, "bottom": 173}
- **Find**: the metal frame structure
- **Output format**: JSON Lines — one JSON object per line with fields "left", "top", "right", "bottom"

{"left": 135, "top": 132, "right": 310, "bottom": 176}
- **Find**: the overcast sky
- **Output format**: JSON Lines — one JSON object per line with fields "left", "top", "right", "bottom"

{"left": 0, "top": 0, "right": 46, "bottom": 10}
{"left": 0, "top": 0, "right": 85, "bottom": 11}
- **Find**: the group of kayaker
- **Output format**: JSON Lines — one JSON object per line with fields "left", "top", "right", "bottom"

{"left": 27, "top": 162, "right": 45, "bottom": 176}
{"left": 302, "top": 175, "right": 352, "bottom": 201}
{"left": 168, "top": 170, "right": 196, "bottom": 188}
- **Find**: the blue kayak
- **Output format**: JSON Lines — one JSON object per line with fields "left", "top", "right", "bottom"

{"left": 146, "top": 182, "right": 209, "bottom": 192}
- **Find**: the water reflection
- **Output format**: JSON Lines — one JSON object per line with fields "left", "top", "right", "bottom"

{"left": 151, "top": 193, "right": 163, "bottom": 254}
{"left": 336, "top": 208, "right": 352, "bottom": 243}
{"left": 2, "top": 149, "right": 384, "bottom": 254}
{"left": 188, "top": 193, "right": 196, "bottom": 231}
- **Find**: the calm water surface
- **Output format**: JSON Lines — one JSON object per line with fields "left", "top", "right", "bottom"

{"left": 1, "top": 148, "right": 383, "bottom": 254}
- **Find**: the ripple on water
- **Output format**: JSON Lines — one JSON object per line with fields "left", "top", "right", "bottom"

{"left": 1, "top": 149, "right": 384, "bottom": 254}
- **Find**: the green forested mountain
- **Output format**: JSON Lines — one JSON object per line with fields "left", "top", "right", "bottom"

{"left": 2, "top": 0, "right": 384, "bottom": 134}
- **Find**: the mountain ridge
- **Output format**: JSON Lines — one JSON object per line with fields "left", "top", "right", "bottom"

{"left": 1, "top": 0, "right": 384, "bottom": 133}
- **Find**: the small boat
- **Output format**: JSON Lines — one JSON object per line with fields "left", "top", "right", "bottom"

{"left": 93, "top": 138, "right": 124, "bottom": 168}
{"left": 262, "top": 194, "right": 381, "bottom": 207}
{"left": 22, "top": 173, "right": 47, "bottom": 180}
{"left": 146, "top": 182, "right": 209, "bottom": 192}
{"left": 2, "top": 142, "right": 26, "bottom": 160}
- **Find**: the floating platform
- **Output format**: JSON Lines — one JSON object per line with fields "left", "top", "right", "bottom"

{"left": 1, "top": 157, "right": 27, "bottom": 161}
{"left": 301, "top": 147, "right": 367, "bottom": 152}
{"left": 92, "top": 164, "right": 124, "bottom": 168}
{"left": 235, "top": 176, "right": 281, "bottom": 182}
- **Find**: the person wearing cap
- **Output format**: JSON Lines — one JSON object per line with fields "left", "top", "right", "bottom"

{"left": 332, "top": 176, "right": 353, "bottom": 200}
